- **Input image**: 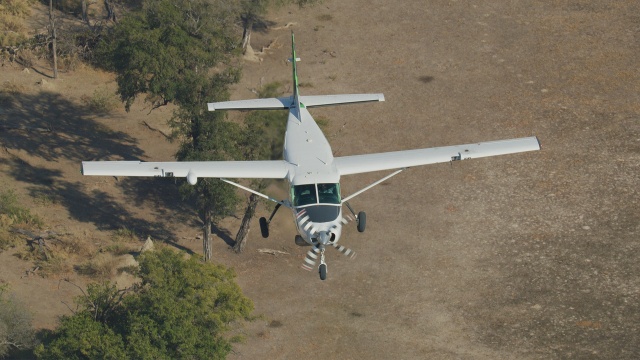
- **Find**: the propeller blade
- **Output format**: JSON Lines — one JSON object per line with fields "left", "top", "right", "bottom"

{"left": 301, "top": 246, "right": 321, "bottom": 271}
{"left": 332, "top": 243, "right": 356, "bottom": 259}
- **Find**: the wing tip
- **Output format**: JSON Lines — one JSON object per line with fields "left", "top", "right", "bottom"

{"left": 535, "top": 136, "right": 542, "bottom": 150}
{"left": 207, "top": 103, "right": 216, "bottom": 111}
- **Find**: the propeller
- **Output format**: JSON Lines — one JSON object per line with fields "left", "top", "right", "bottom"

{"left": 298, "top": 211, "right": 357, "bottom": 272}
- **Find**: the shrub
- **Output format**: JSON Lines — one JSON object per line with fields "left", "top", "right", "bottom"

{"left": 0, "top": 284, "right": 37, "bottom": 358}
{"left": 81, "top": 87, "right": 120, "bottom": 113}
{"left": 0, "top": 189, "right": 43, "bottom": 228}
{"left": 37, "top": 249, "right": 254, "bottom": 359}
{"left": 111, "top": 227, "right": 138, "bottom": 243}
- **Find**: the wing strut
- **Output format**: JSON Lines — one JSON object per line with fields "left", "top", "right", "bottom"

{"left": 220, "top": 178, "right": 291, "bottom": 208}
{"left": 341, "top": 168, "right": 406, "bottom": 203}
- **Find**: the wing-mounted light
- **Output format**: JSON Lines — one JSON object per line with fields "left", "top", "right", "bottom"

{"left": 186, "top": 171, "right": 197, "bottom": 185}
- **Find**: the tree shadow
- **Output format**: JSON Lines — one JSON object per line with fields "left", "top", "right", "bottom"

{"left": 0, "top": 91, "right": 191, "bottom": 246}
{"left": 253, "top": 19, "right": 277, "bottom": 33}
{"left": 212, "top": 224, "right": 235, "bottom": 247}
{"left": 11, "top": 160, "right": 177, "bottom": 241}
{"left": 118, "top": 177, "right": 195, "bottom": 225}
{"left": 0, "top": 91, "right": 144, "bottom": 162}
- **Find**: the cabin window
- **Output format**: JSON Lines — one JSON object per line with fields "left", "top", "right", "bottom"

{"left": 292, "top": 184, "right": 317, "bottom": 206}
{"left": 317, "top": 183, "right": 341, "bottom": 204}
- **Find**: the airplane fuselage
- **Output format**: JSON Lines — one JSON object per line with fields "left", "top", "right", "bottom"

{"left": 283, "top": 105, "right": 345, "bottom": 246}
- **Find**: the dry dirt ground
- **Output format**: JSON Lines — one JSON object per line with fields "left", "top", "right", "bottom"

{"left": 1, "top": 0, "right": 639, "bottom": 359}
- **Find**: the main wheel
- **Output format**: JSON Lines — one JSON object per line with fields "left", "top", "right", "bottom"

{"left": 259, "top": 217, "right": 269, "bottom": 238}
{"left": 319, "top": 263, "right": 327, "bottom": 280}
{"left": 357, "top": 211, "right": 366, "bottom": 233}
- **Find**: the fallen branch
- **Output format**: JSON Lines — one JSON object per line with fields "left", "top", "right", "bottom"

{"left": 257, "top": 248, "right": 289, "bottom": 256}
{"left": 11, "top": 228, "right": 61, "bottom": 261}
{"left": 272, "top": 22, "right": 297, "bottom": 30}
{"left": 141, "top": 120, "right": 170, "bottom": 140}
{"left": 20, "top": 266, "right": 40, "bottom": 279}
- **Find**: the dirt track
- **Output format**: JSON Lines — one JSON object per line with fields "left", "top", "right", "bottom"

{"left": 1, "top": 0, "right": 638, "bottom": 359}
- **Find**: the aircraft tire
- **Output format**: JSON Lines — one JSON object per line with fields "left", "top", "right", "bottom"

{"left": 357, "top": 211, "right": 366, "bottom": 233}
{"left": 319, "top": 264, "right": 327, "bottom": 280}
{"left": 259, "top": 217, "right": 269, "bottom": 238}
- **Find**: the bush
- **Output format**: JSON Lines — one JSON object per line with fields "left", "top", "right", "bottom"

{"left": 81, "top": 87, "right": 120, "bottom": 113}
{"left": 0, "top": 0, "right": 32, "bottom": 47}
{"left": 36, "top": 249, "right": 254, "bottom": 359}
{"left": 0, "top": 189, "right": 43, "bottom": 251}
{"left": 0, "top": 284, "right": 37, "bottom": 358}
{"left": 0, "top": 189, "right": 43, "bottom": 228}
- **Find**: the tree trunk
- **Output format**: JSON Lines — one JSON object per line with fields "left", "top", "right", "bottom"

{"left": 81, "top": 1, "right": 88, "bottom": 25}
{"left": 203, "top": 207, "right": 213, "bottom": 262}
{"left": 49, "top": 0, "right": 58, "bottom": 79}
{"left": 104, "top": 0, "right": 117, "bottom": 22}
{"left": 233, "top": 194, "right": 259, "bottom": 253}
{"left": 241, "top": 17, "right": 253, "bottom": 55}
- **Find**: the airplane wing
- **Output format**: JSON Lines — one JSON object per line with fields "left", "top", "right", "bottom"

{"left": 334, "top": 136, "right": 540, "bottom": 175}
{"left": 82, "top": 160, "right": 291, "bottom": 180}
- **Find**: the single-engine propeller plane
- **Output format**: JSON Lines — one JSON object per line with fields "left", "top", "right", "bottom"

{"left": 82, "top": 33, "right": 540, "bottom": 280}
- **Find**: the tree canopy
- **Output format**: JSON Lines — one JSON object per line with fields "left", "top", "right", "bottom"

{"left": 36, "top": 249, "right": 253, "bottom": 359}
{"left": 96, "top": 0, "right": 241, "bottom": 111}
{"left": 95, "top": 0, "right": 245, "bottom": 261}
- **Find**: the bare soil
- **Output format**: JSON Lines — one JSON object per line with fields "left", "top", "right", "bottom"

{"left": 1, "top": 1, "right": 638, "bottom": 359}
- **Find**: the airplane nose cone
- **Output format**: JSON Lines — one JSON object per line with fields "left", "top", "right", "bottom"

{"left": 318, "top": 231, "right": 331, "bottom": 245}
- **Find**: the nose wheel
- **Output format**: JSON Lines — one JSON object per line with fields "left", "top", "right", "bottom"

{"left": 319, "top": 263, "right": 327, "bottom": 280}
{"left": 318, "top": 248, "right": 327, "bottom": 280}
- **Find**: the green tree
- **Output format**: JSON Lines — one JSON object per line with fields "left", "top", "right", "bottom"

{"left": 95, "top": 0, "right": 243, "bottom": 261}
{"left": 36, "top": 249, "right": 253, "bottom": 359}
{"left": 96, "top": 0, "right": 240, "bottom": 111}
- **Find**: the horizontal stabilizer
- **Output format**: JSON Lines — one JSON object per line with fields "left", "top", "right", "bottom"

{"left": 208, "top": 97, "right": 293, "bottom": 111}
{"left": 300, "top": 94, "right": 385, "bottom": 108}
{"left": 208, "top": 94, "right": 385, "bottom": 111}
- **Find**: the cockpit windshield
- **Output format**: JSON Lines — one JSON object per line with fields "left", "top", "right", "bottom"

{"left": 292, "top": 183, "right": 341, "bottom": 206}
{"left": 317, "top": 183, "right": 341, "bottom": 204}
{"left": 293, "top": 184, "right": 317, "bottom": 206}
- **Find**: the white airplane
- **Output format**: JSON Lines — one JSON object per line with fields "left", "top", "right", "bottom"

{"left": 82, "top": 33, "right": 540, "bottom": 280}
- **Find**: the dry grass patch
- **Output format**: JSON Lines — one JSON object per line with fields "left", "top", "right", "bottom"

{"left": 81, "top": 86, "right": 120, "bottom": 113}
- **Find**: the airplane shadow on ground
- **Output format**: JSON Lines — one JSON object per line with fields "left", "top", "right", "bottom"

{"left": 0, "top": 91, "right": 208, "bottom": 253}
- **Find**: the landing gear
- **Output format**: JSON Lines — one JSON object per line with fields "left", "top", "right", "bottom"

{"left": 259, "top": 217, "right": 269, "bottom": 238}
{"left": 319, "top": 248, "right": 327, "bottom": 280}
{"left": 259, "top": 203, "right": 282, "bottom": 239}
{"left": 319, "top": 263, "right": 327, "bottom": 280}
{"left": 345, "top": 201, "right": 367, "bottom": 233}
{"left": 357, "top": 211, "right": 366, "bottom": 233}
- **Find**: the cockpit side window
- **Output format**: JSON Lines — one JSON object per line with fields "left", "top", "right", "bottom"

{"left": 317, "top": 183, "right": 341, "bottom": 204}
{"left": 292, "top": 184, "right": 317, "bottom": 206}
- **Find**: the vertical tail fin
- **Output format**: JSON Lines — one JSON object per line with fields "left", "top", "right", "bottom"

{"left": 289, "top": 32, "right": 301, "bottom": 109}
